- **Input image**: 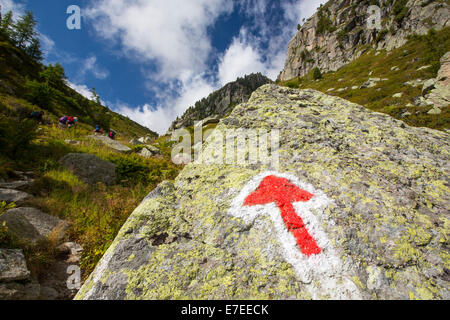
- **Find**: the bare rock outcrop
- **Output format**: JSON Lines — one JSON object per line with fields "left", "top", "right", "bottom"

{"left": 278, "top": 0, "right": 450, "bottom": 81}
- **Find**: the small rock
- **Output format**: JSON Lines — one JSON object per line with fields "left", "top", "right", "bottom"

{"left": 145, "top": 145, "right": 161, "bottom": 155}
{"left": 422, "top": 79, "right": 436, "bottom": 96}
{"left": 172, "top": 153, "right": 191, "bottom": 165}
{"left": 392, "top": 93, "right": 403, "bottom": 98}
{"left": 327, "top": 88, "right": 335, "bottom": 92}
{"left": 351, "top": 86, "right": 359, "bottom": 90}
{"left": 0, "top": 280, "right": 40, "bottom": 300}
{"left": 137, "top": 136, "right": 155, "bottom": 144}
{"left": 0, "top": 188, "right": 31, "bottom": 204}
{"left": 138, "top": 148, "right": 154, "bottom": 159}
{"left": 404, "top": 79, "right": 423, "bottom": 87}
{"left": 401, "top": 112, "right": 412, "bottom": 117}
{"left": 0, "top": 181, "right": 32, "bottom": 189}
{"left": 138, "top": 145, "right": 161, "bottom": 159}
{"left": 0, "top": 249, "right": 30, "bottom": 282}
{"left": 88, "top": 135, "right": 132, "bottom": 153}
{"left": 417, "top": 65, "right": 431, "bottom": 71}
{"left": 129, "top": 138, "right": 141, "bottom": 146}
{"left": 427, "top": 107, "right": 442, "bottom": 115}
{"left": 0, "top": 207, "right": 69, "bottom": 244}
{"left": 64, "top": 140, "right": 80, "bottom": 145}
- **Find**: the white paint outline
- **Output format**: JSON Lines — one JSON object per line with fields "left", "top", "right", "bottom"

{"left": 228, "top": 171, "right": 362, "bottom": 299}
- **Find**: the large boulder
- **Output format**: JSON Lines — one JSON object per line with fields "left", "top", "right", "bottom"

{"left": 60, "top": 153, "right": 116, "bottom": 186}
{"left": 0, "top": 207, "right": 69, "bottom": 243}
{"left": 76, "top": 85, "right": 449, "bottom": 300}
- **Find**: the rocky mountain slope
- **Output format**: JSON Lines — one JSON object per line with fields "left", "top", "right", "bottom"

{"left": 169, "top": 73, "right": 272, "bottom": 131}
{"left": 278, "top": 0, "right": 450, "bottom": 81}
{"left": 279, "top": 26, "right": 449, "bottom": 131}
{"left": 76, "top": 85, "right": 449, "bottom": 300}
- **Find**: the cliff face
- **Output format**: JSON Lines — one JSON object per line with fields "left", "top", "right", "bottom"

{"left": 76, "top": 85, "right": 449, "bottom": 300}
{"left": 169, "top": 73, "right": 272, "bottom": 131}
{"left": 278, "top": 0, "right": 450, "bottom": 81}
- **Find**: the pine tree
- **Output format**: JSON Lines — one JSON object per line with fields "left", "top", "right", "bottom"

{"left": 40, "top": 63, "right": 67, "bottom": 88}
{"left": 91, "top": 88, "right": 101, "bottom": 104}
{"left": 12, "top": 11, "right": 37, "bottom": 49}
{"left": 26, "top": 37, "right": 43, "bottom": 61}
{"left": 1, "top": 11, "right": 13, "bottom": 39}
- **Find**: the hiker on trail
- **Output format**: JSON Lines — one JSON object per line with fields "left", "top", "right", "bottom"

{"left": 67, "top": 116, "right": 78, "bottom": 128}
{"left": 28, "top": 111, "right": 44, "bottom": 123}
{"left": 58, "top": 116, "right": 69, "bottom": 128}
{"left": 108, "top": 131, "right": 116, "bottom": 140}
{"left": 94, "top": 125, "right": 103, "bottom": 134}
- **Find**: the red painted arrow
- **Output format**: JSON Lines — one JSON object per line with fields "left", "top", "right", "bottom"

{"left": 244, "top": 175, "right": 321, "bottom": 256}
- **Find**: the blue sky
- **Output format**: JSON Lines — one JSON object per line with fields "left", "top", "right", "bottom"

{"left": 1, "top": 0, "right": 325, "bottom": 134}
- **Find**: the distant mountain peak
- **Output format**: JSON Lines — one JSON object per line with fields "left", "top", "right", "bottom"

{"left": 169, "top": 73, "right": 272, "bottom": 132}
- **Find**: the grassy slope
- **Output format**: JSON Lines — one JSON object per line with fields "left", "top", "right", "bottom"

{"left": 0, "top": 40, "right": 156, "bottom": 138}
{"left": 0, "top": 37, "right": 183, "bottom": 280}
{"left": 278, "top": 27, "right": 450, "bottom": 131}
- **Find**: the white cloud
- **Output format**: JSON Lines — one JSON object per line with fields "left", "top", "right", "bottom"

{"left": 218, "top": 32, "right": 265, "bottom": 86}
{"left": 218, "top": 0, "right": 326, "bottom": 85}
{"left": 75, "top": 55, "right": 109, "bottom": 81}
{"left": 39, "top": 33, "right": 55, "bottom": 56}
{"left": 282, "top": 0, "right": 326, "bottom": 26}
{"left": 113, "top": 75, "right": 215, "bottom": 134}
{"left": 67, "top": 81, "right": 95, "bottom": 100}
{"left": 0, "top": 0, "right": 24, "bottom": 16}
{"left": 84, "top": 0, "right": 326, "bottom": 135}
{"left": 84, "top": 0, "right": 236, "bottom": 134}
{"left": 85, "top": 0, "right": 233, "bottom": 82}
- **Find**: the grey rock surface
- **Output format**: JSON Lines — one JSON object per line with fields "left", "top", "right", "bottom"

{"left": 424, "top": 51, "right": 450, "bottom": 108}
{"left": 0, "top": 207, "right": 69, "bottom": 243}
{"left": 279, "top": 0, "right": 450, "bottom": 81}
{"left": 169, "top": 73, "right": 272, "bottom": 132}
{"left": 0, "top": 188, "right": 31, "bottom": 204}
{"left": 76, "top": 85, "right": 449, "bottom": 300}
{"left": 0, "top": 280, "right": 40, "bottom": 300}
{"left": 88, "top": 135, "right": 132, "bottom": 153}
{"left": 0, "top": 249, "right": 30, "bottom": 282}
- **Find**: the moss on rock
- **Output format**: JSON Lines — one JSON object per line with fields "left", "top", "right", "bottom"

{"left": 76, "top": 85, "right": 449, "bottom": 300}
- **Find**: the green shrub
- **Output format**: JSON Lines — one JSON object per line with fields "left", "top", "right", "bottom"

{"left": 376, "top": 29, "right": 389, "bottom": 44}
{"left": 313, "top": 67, "right": 322, "bottom": 80}
{"left": 393, "top": 0, "right": 409, "bottom": 25}
{"left": 316, "top": 5, "right": 336, "bottom": 35}
{"left": 110, "top": 155, "right": 151, "bottom": 184}
{"left": 24, "top": 79, "right": 51, "bottom": 109}
{"left": 40, "top": 63, "right": 66, "bottom": 90}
